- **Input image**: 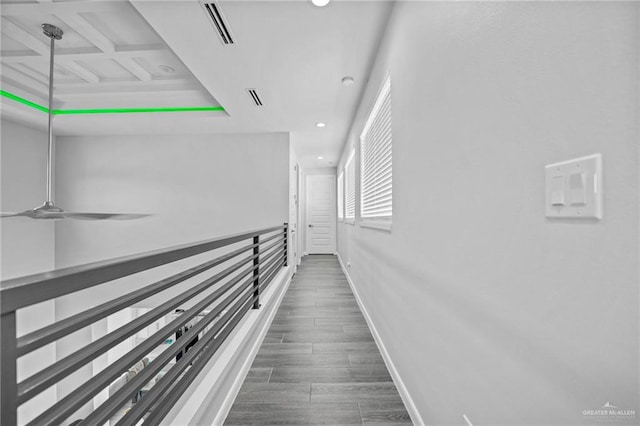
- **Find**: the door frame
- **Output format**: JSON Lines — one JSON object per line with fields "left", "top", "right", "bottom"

{"left": 305, "top": 174, "right": 337, "bottom": 254}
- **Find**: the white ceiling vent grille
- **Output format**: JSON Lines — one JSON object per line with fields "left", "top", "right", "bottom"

{"left": 247, "top": 88, "right": 263, "bottom": 106}
{"left": 202, "top": 1, "right": 234, "bottom": 45}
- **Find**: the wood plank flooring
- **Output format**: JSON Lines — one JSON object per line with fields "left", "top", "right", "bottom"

{"left": 225, "top": 255, "right": 412, "bottom": 425}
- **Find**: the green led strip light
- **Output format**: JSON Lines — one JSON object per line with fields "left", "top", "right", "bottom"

{"left": 0, "top": 90, "right": 49, "bottom": 113}
{"left": 0, "top": 90, "right": 225, "bottom": 115}
{"left": 54, "top": 106, "right": 225, "bottom": 114}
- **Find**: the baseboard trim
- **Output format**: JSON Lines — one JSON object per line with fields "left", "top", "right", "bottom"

{"left": 337, "top": 254, "right": 425, "bottom": 426}
{"left": 161, "top": 267, "right": 293, "bottom": 426}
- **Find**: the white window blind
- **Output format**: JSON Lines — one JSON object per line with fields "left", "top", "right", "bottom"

{"left": 360, "top": 75, "right": 392, "bottom": 228}
{"left": 337, "top": 171, "right": 344, "bottom": 221}
{"left": 345, "top": 153, "right": 355, "bottom": 222}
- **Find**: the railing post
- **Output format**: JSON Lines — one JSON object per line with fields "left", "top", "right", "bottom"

{"left": 283, "top": 223, "right": 288, "bottom": 267}
{"left": 252, "top": 235, "right": 260, "bottom": 309}
{"left": 1, "top": 312, "right": 18, "bottom": 426}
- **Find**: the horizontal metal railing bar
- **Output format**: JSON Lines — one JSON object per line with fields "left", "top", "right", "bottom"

{"left": 125, "top": 251, "right": 285, "bottom": 426}
{"left": 1, "top": 225, "right": 285, "bottom": 314}
{"left": 254, "top": 245, "right": 286, "bottom": 290}
{"left": 117, "top": 252, "right": 285, "bottom": 426}
{"left": 262, "top": 235, "right": 284, "bottom": 250}
{"left": 26, "top": 261, "right": 261, "bottom": 426}
{"left": 123, "top": 295, "right": 256, "bottom": 426}
{"left": 256, "top": 249, "right": 286, "bottom": 286}
{"left": 16, "top": 240, "right": 259, "bottom": 357}
{"left": 259, "top": 239, "right": 285, "bottom": 263}
{"left": 260, "top": 247, "right": 285, "bottom": 276}
{"left": 18, "top": 252, "right": 259, "bottom": 405}
{"left": 20, "top": 235, "right": 284, "bottom": 357}
{"left": 259, "top": 236, "right": 285, "bottom": 256}
{"left": 259, "top": 254, "right": 286, "bottom": 288}
{"left": 139, "top": 256, "right": 286, "bottom": 426}
{"left": 89, "top": 278, "right": 261, "bottom": 426}
{"left": 251, "top": 237, "right": 284, "bottom": 289}
{"left": 257, "top": 232, "right": 283, "bottom": 246}
{"left": 257, "top": 257, "right": 286, "bottom": 295}
{"left": 19, "top": 239, "right": 285, "bottom": 407}
{"left": 80, "top": 277, "right": 258, "bottom": 426}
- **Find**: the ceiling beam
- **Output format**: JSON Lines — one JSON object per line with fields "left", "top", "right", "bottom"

{"left": 54, "top": 12, "right": 152, "bottom": 82}
{"left": 1, "top": 45, "right": 167, "bottom": 64}
{"left": 1, "top": 2, "right": 123, "bottom": 17}
{"left": 8, "top": 63, "right": 49, "bottom": 86}
{"left": 57, "top": 60, "right": 100, "bottom": 84}
{"left": 58, "top": 13, "right": 115, "bottom": 53}
{"left": 1, "top": 18, "right": 48, "bottom": 56}
{"left": 0, "top": 65, "right": 49, "bottom": 94}
{"left": 58, "top": 89, "right": 208, "bottom": 100}
{"left": 113, "top": 57, "right": 152, "bottom": 81}
{"left": 55, "top": 78, "right": 198, "bottom": 95}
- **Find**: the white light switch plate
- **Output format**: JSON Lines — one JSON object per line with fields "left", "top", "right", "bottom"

{"left": 545, "top": 154, "right": 602, "bottom": 219}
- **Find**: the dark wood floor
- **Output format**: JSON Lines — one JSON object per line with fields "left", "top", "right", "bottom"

{"left": 225, "top": 255, "right": 412, "bottom": 425}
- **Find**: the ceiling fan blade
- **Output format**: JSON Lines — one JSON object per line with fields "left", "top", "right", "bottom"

{"left": 0, "top": 207, "right": 149, "bottom": 220}
{"left": 0, "top": 212, "right": 26, "bottom": 218}
{"left": 5, "top": 26, "right": 152, "bottom": 222}
{"left": 62, "top": 212, "right": 151, "bottom": 221}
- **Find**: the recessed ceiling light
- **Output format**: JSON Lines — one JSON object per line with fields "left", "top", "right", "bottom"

{"left": 317, "top": 156, "right": 324, "bottom": 160}
{"left": 158, "top": 65, "right": 175, "bottom": 74}
{"left": 341, "top": 76, "right": 355, "bottom": 86}
{"left": 311, "top": 0, "right": 330, "bottom": 7}
{"left": 316, "top": 122, "right": 326, "bottom": 128}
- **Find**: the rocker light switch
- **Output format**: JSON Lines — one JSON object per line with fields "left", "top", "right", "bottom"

{"left": 551, "top": 176, "right": 565, "bottom": 206}
{"left": 569, "top": 172, "right": 586, "bottom": 206}
{"left": 545, "top": 154, "right": 602, "bottom": 219}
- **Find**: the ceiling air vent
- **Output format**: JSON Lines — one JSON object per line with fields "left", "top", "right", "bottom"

{"left": 202, "top": 1, "right": 234, "bottom": 45}
{"left": 247, "top": 88, "right": 263, "bottom": 106}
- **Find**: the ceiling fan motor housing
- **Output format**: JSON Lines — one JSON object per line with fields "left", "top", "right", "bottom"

{"left": 42, "top": 23, "right": 63, "bottom": 40}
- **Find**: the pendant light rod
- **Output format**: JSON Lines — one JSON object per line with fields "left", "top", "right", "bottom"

{"left": 42, "top": 23, "right": 63, "bottom": 204}
{"left": 0, "top": 23, "right": 149, "bottom": 220}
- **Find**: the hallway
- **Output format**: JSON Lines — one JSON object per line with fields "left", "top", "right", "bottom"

{"left": 225, "top": 255, "right": 411, "bottom": 425}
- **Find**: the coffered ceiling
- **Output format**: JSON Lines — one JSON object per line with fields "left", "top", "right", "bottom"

{"left": 0, "top": 0, "right": 393, "bottom": 168}
{"left": 0, "top": 0, "right": 222, "bottom": 112}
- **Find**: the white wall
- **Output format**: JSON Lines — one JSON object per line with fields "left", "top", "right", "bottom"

{"left": 54, "top": 132, "right": 290, "bottom": 267}
{"left": 337, "top": 2, "right": 639, "bottom": 425}
{"left": 1, "top": 118, "right": 58, "bottom": 424}
{"left": 1, "top": 119, "right": 55, "bottom": 278}
{"left": 8, "top": 130, "right": 289, "bottom": 421}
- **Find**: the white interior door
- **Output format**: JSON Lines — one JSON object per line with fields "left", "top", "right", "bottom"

{"left": 306, "top": 175, "right": 336, "bottom": 254}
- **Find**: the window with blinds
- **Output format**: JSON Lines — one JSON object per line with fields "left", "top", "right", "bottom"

{"left": 360, "top": 75, "right": 392, "bottom": 229}
{"left": 344, "top": 152, "right": 356, "bottom": 223}
{"left": 337, "top": 171, "right": 344, "bottom": 221}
